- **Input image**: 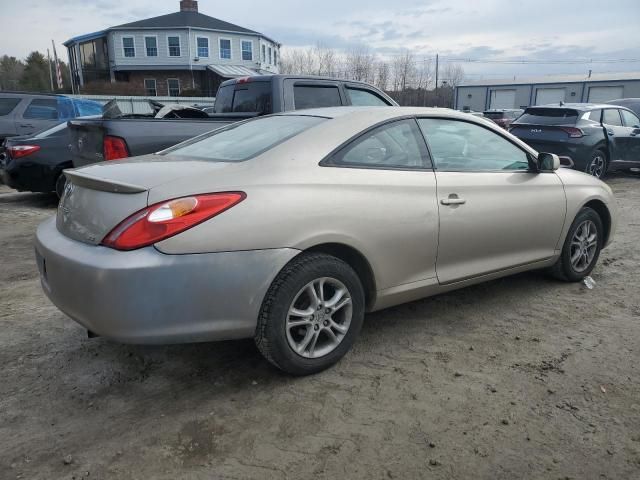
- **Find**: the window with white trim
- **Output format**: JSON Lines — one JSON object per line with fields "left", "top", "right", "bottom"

{"left": 144, "top": 79, "right": 157, "bottom": 96}
{"left": 197, "top": 37, "right": 209, "bottom": 57}
{"left": 167, "top": 78, "right": 180, "bottom": 96}
{"left": 261, "top": 44, "right": 266, "bottom": 63}
{"left": 268, "top": 46, "right": 272, "bottom": 65}
{"left": 219, "top": 38, "right": 231, "bottom": 59}
{"left": 168, "top": 36, "right": 181, "bottom": 57}
{"left": 144, "top": 36, "right": 157, "bottom": 57}
{"left": 122, "top": 37, "right": 135, "bottom": 57}
{"left": 241, "top": 40, "right": 253, "bottom": 61}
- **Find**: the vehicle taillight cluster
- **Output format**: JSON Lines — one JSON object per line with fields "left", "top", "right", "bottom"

{"left": 101, "top": 192, "right": 246, "bottom": 250}
{"left": 560, "top": 127, "right": 584, "bottom": 138}
{"left": 103, "top": 135, "right": 130, "bottom": 161}
{"left": 8, "top": 145, "right": 40, "bottom": 159}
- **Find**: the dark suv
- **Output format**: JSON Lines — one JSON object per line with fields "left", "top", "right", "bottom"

{"left": 483, "top": 109, "right": 523, "bottom": 129}
{"left": 509, "top": 103, "right": 640, "bottom": 178}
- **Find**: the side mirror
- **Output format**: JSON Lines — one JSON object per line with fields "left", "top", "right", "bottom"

{"left": 537, "top": 152, "right": 560, "bottom": 171}
{"left": 632, "top": 127, "right": 640, "bottom": 137}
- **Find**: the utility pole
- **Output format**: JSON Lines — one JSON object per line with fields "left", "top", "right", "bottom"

{"left": 46, "top": 48, "right": 55, "bottom": 92}
{"left": 434, "top": 54, "right": 439, "bottom": 107}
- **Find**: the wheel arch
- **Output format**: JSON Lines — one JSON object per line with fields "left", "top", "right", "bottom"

{"left": 582, "top": 199, "right": 612, "bottom": 246}
{"left": 303, "top": 242, "right": 377, "bottom": 311}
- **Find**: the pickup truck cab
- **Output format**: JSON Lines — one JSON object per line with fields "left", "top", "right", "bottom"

{"left": 68, "top": 75, "right": 397, "bottom": 167}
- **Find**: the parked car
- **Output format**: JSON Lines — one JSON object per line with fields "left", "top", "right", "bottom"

{"left": 36, "top": 107, "right": 616, "bottom": 375}
{"left": 483, "top": 109, "right": 523, "bottom": 129}
{"left": 67, "top": 75, "right": 397, "bottom": 167}
{"left": 509, "top": 103, "right": 640, "bottom": 178}
{"left": 0, "top": 92, "right": 102, "bottom": 142}
{"left": 0, "top": 118, "right": 99, "bottom": 197}
{"left": 606, "top": 98, "right": 640, "bottom": 117}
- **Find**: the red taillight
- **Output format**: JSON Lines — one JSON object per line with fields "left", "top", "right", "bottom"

{"left": 103, "top": 135, "right": 129, "bottom": 160}
{"left": 101, "top": 192, "right": 246, "bottom": 250}
{"left": 561, "top": 127, "right": 584, "bottom": 138}
{"left": 8, "top": 145, "right": 40, "bottom": 159}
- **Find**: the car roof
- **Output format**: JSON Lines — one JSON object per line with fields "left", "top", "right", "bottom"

{"left": 278, "top": 106, "right": 486, "bottom": 120}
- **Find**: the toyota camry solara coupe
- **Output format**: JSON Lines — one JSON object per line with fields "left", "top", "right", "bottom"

{"left": 36, "top": 107, "right": 617, "bottom": 375}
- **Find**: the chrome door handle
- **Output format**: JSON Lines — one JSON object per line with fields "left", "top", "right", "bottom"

{"left": 441, "top": 196, "right": 466, "bottom": 205}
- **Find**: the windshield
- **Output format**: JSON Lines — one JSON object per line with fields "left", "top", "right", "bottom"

{"left": 162, "top": 115, "right": 327, "bottom": 162}
{"left": 213, "top": 82, "right": 272, "bottom": 114}
{"left": 516, "top": 108, "right": 578, "bottom": 126}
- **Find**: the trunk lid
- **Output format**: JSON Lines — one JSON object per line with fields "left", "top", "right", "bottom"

{"left": 509, "top": 124, "right": 574, "bottom": 142}
{"left": 56, "top": 155, "right": 235, "bottom": 245}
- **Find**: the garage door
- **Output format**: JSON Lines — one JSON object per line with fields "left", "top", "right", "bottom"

{"left": 535, "top": 88, "right": 566, "bottom": 105}
{"left": 588, "top": 86, "right": 624, "bottom": 103}
{"left": 489, "top": 89, "right": 516, "bottom": 109}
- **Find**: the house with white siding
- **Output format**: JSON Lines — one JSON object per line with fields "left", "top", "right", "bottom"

{"left": 64, "top": 0, "right": 280, "bottom": 96}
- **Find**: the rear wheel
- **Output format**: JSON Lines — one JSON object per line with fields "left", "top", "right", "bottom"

{"left": 54, "top": 173, "right": 67, "bottom": 199}
{"left": 255, "top": 253, "right": 365, "bottom": 375}
{"left": 585, "top": 148, "right": 608, "bottom": 179}
{"left": 549, "top": 207, "right": 603, "bottom": 282}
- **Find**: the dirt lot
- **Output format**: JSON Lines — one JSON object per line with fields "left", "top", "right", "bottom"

{"left": 1, "top": 176, "right": 639, "bottom": 480}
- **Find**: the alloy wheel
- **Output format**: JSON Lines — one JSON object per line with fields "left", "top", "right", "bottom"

{"left": 588, "top": 154, "right": 606, "bottom": 178}
{"left": 285, "top": 277, "right": 353, "bottom": 359}
{"left": 570, "top": 220, "right": 598, "bottom": 272}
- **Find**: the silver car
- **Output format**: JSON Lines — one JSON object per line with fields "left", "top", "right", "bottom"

{"left": 35, "top": 107, "right": 617, "bottom": 375}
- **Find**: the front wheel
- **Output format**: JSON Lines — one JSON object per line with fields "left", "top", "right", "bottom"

{"left": 255, "top": 253, "right": 365, "bottom": 375}
{"left": 585, "top": 148, "right": 608, "bottom": 179}
{"left": 549, "top": 207, "right": 603, "bottom": 282}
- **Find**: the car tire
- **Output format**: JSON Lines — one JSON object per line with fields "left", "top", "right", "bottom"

{"left": 55, "top": 173, "right": 67, "bottom": 199}
{"left": 549, "top": 207, "right": 603, "bottom": 282}
{"left": 584, "top": 148, "right": 608, "bottom": 179}
{"left": 255, "top": 253, "right": 365, "bottom": 376}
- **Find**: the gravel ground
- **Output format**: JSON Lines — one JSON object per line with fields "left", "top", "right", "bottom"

{"left": 1, "top": 176, "right": 639, "bottom": 480}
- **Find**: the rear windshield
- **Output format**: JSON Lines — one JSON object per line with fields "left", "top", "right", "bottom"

{"left": 213, "top": 82, "right": 272, "bottom": 114}
{"left": 161, "top": 115, "right": 326, "bottom": 162}
{"left": 516, "top": 108, "right": 578, "bottom": 125}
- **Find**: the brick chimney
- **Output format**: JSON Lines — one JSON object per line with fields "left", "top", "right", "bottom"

{"left": 180, "top": 0, "right": 198, "bottom": 12}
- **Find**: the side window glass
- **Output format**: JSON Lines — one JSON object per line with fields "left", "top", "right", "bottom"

{"left": 620, "top": 109, "right": 640, "bottom": 127}
{"left": 293, "top": 85, "right": 342, "bottom": 109}
{"left": 602, "top": 109, "right": 622, "bottom": 126}
{"left": 587, "top": 109, "right": 602, "bottom": 122}
{"left": 346, "top": 88, "right": 389, "bottom": 106}
{"left": 418, "top": 118, "right": 529, "bottom": 171}
{"left": 328, "top": 119, "right": 430, "bottom": 169}
{"left": 23, "top": 99, "right": 59, "bottom": 120}
{"left": 0, "top": 98, "right": 21, "bottom": 116}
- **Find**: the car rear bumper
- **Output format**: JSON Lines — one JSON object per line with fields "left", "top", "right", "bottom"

{"left": 1, "top": 160, "right": 60, "bottom": 193}
{"left": 35, "top": 217, "right": 300, "bottom": 344}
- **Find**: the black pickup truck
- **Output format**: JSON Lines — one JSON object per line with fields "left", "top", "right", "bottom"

{"left": 69, "top": 75, "right": 397, "bottom": 167}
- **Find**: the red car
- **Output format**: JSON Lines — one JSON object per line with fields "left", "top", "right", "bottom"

{"left": 483, "top": 109, "right": 524, "bottom": 129}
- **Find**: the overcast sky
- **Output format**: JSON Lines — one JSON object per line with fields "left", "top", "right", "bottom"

{"left": 3, "top": 0, "right": 640, "bottom": 79}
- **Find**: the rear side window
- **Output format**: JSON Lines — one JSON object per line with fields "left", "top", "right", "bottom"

{"left": 162, "top": 115, "right": 326, "bottom": 162}
{"left": 327, "top": 119, "right": 430, "bottom": 169}
{"left": 586, "top": 109, "right": 602, "bottom": 122}
{"left": 517, "top": 108, "right": 578, "bottom": 125}
{"left": 213, "top": 82, "right": 272, "bottom": 114}
{"left": 0, "top": 98, "right": 21, "bottom": 116}
{"left": 602, "top": 109, "right": 623, "bottom": 126}
{"left": 621, "top": 109, "right": 640, "bottom": 127}
{"left": 346, "top": 87, "right": 389, "bottom": 106}
{"left": 23, "top": 99, "right": 59, "bottom": 120}
{"left": 293, "top": 85, "right": 342, "bottom": 109}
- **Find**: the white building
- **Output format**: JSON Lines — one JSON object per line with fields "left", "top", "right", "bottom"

{"left": 64, "top": 0, "right": 280, "bottom": 96}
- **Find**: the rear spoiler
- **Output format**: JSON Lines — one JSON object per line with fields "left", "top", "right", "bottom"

{"left": 64, "top": 169, "right": 146, "bottom": 194}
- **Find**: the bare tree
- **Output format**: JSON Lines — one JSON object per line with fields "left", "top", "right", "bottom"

{"left": 374, "top": 61, "right": 390, "bottom": 91}
{"left": 441, "top": 63, "right": 465, "bottom": 87}
{"left": 344, "top": 46, "right": 376, "bottom": 83}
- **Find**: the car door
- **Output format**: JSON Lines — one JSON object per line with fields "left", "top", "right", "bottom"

{"left": 619, "top": 109, "right": 640, "bottom": 166}
{"left": 15, "top": 98, "right": 61, "bottom": 136}
{"left": 601, "top": 108, "right": 629, "bottom": 164}
{"left": 417, "top": 117, "right": 566, "bottom": 284}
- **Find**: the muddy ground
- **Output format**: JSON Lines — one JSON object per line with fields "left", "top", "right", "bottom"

{"left": 1, "top": 176, "right": 639, "bottom": 480}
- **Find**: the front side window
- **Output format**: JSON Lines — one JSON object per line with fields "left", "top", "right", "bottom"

{"left": 293, "top": 85, "right": 342, "bottom": 109}
{"left": 219, "top": 38, "right": 231, "bottom": 59}
{"left": 241, "top": 40, "right": 253, "bottom": 61}
{"left": 168, "top": 36, "right": 181, "bottom": 57}
{"left": 122, "top": 37, "right": 135, "bottom": 57}
{"left": 327, "top": 119, "right": 430, "bottom": 169}
{"left": 197, "top": 37, "right": 209, "bottom": 57}
{"left": 620, "top": 109, "right": 640, "bottom": 127}
{"left": 602, "top": 109, "right": 622, "bottom": 126}
{"left": 23, "top": 99, "right": 59, "bottom": 120}
{"left": 0, "top": 98, "right": 21, "bottom": 116}
{"left": 419, "top": 118, "right": 530, "bottom": 171}
{"left": 145, "top": 37, "right": 157, "bottom": 57}
{"left": 167, "top": 78, "right": 180, "bottom": 96}
{"left": 346, "top": 87, "right": 389, "bottom": 106}
{"left": 144, "top": 79, "right": 157, "bottom": 97}
{"left": 162, "top": 115, "right": 326, "bottom": 162}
